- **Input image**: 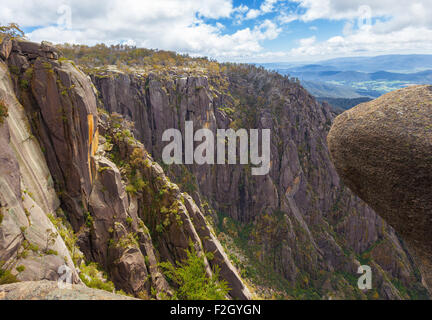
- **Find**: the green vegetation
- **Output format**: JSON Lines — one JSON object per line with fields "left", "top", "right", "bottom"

{"left": 48, "top": 211, "right": 83, "bottom": 264}
{"left": 79, "top": 262, "right": 115, "bottom": 292}
{"left": 0, "top": 262, "right": 19, "bottom": 285}
{"left": 159, "top": 245, "right": 230, "bottom": 300}
{"left": 16, "top": 265, "right": 25, "bottom": 273}
{"left": 115, "top": 231, "right": 139, "bottom": 249}
{"left": 57, "top": 43, "right": 222, "bottom": 75}
{"left": 19, "top": 67, "right": 34, "bottom": 91}
{"left": 0, "top": 269, "right": 18, "bottom": 285}
{"left": 0, "top": 23, "right": 25, "bottom": 39}
{"left": 0, "top": 100, "right": 8, "bottom": 125}
{"left": 84, "top": 211, "right": 94, "bottom": 228}
{"left": 215, "top": 211, "right": 294, "bottom": 299}
{"left": 357, "top": 239, "right": 384, "bottom": 265}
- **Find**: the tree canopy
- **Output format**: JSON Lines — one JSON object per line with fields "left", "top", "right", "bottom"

{"left": 0, "top": 23, "right": 25, "bottom": 39}
{"left": 159, "top": 245, "right": 230, "bottom": 300}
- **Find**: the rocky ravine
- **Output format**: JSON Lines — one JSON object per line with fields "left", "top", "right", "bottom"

{"left": 328, "top": 85, "right": 432, "bottom": 292}
{"left": 0, "top": 37, "right": 429, "bottom": 299}
{"left": 0, "top": 38, "right": 250, "bottom": 299}
{"left": 88, "top": 61, "right": 427, "bottom": 298}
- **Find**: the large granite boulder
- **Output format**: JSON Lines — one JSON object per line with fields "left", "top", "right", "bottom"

{"left": 328, "top": 85, "right": 432, "bottom": 290}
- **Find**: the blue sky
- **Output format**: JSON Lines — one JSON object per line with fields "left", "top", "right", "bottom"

{"left": 2, "top": 0, "right": 432, "bottom": 62}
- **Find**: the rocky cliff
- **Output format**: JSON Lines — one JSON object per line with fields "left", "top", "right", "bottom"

{"left": 0, "top": 38, "right": 429, "bottom": 299}
{"left": 85, "top": 53, "right": 427, "bottom": 299}
{"left": 0, "top": 38, "right": 249, "bottom": 300}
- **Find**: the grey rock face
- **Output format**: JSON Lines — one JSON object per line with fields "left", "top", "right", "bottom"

{"left": 94, "top": 114, "right": 251, "bottom": 299}
{"left": 0, "top": 280, "right": 136, "bottom": 300}
{"left": 0, "top": 37, "right": 12, "bottom": 61}
{"left": 1, "top": 38, "right": 429, "bottom": 299}
{"left": 328, "top": 85, "right": 432, "bottom": 291}
{"left": 0, "top": 59, "right": 80, "bottom": 285}
{"left": 91, "top": 66, "right": 428, "bottom": 299}
{"left": 2, "top": 40, "right": 251, "bottom": 299}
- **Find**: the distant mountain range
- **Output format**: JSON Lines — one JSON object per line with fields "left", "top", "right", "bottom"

{"left": 260, "top": 54, "right": 432, "bottom": 73}
{"left": 281, "top": 69, "right": 432, "bottom": 83}
{"left": 258, "top": 54, "right": 432, "bottom": 109}
{"left": 300, "top": 80, "right": 364, "bottom": 99}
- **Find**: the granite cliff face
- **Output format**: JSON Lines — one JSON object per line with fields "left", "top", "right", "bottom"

{"left": 88, "top": 61, "right": 428, "bottom": 298}
{"left": 0, "top": 38, "right": 429, "bottom": 299}
{"left": 0, "top": 42, "right": 80, "bottom": 285}
{"left": 0, "top": 39, "right": 250, "bottom": 299}
{"left": 328, "top": 85, "right": 432, "bottom": 292}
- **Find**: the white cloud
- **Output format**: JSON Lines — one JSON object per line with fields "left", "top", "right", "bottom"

{"left": 1, "top": 0, "right": 431, "bottom": 62}
{"left": 0, "top": 0, "right": 282, "bottom": 60}
{"left": 254, "top": 20, "right": 282, "bottom": 41}
{"left": 244, "top": 0, "right": 282, "bottom": 20}
{"left": 246, "top": 9, "right": 261, "bottom": 20}
{"left": 299, "top": 36, "right": 316, "bottom": 47}
{"left": 286, "top": 0, "right": 432, "bottom": 59}
{"left": 290, "top": 0, "right": 432, "bottom": 30}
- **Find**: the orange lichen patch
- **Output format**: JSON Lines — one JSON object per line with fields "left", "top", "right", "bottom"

{"left": 92, "top": 129, "right": 99, "bottom": 157}
{"left": 285, "top": 176, "right": 300, "bottom": 196}
{"left": 88, "top": 114, "right": 94, "bottom": 147}
{"left": 87, "top": 114, "right": 99, "bottom": 184}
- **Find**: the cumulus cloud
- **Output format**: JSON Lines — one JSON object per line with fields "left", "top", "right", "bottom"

{"left": 0, "top": 0, "right": 282, "bottom": 60}
{"left": 287, "top": 0, "right": 432, "bottom": 58}
{"left": 291, "top": 0, "right": 432, "bottom": 26}
{"left": 1, "top": 0, "right": 431, "bottom": 62}
{"left": 244, "top": 0, "right": 281, "bottom": 20}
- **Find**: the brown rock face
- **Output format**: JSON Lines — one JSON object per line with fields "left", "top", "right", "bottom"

{"left": 328, "top": 85, "right": 432, "bottom": 290}
{"left": 6, "top": 39, "right": 99, "bottom": 230}
{"left": 0, "top": 37, "right": 12, "bottom": 61}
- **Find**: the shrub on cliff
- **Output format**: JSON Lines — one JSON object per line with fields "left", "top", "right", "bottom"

{"left": 0, "top": 23, "right": 24, "bottom": 39}
{"left": 0, "top": 262, "right": 19, "bottom": 285}
{"left": 159, "top": 245, "right": 230, "bottom": 300}
{"left": 0, "top": 100, "right": 8, "bottom": 124}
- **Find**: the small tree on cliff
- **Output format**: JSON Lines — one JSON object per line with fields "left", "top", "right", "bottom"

{"left": 0, "top": 23, "right": 25, "bottom": 39}
{"left": 159, "top": 245, "right": 230, "bottom": 300}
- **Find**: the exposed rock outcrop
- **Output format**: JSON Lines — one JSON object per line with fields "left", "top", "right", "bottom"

{"left": 0, "top": 37, "right": 12, "bottom": 61}
{"left": 1, "top": 39, "right": 251, "bottom": 300}
{"left": 0, "top": 58, "right": 80, "bottom": 284}
{"left": 0, "top": 280, "right": 136, "bottom": 300}
{"left": 93, "top": 112, "right": 251, "bottom": 299}
{"left": 328, "top": 85, "right": 432, "bottom": 291}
